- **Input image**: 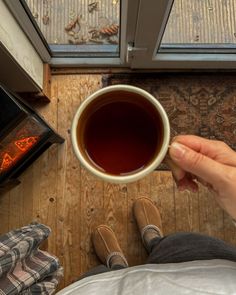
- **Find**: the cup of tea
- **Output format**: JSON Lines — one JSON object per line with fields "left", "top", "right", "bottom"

{"left": 71, "top": 85, "right": 170, "bottom": 183}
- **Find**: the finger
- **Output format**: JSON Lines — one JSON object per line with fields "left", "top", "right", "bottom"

{"left": 196, "top": 177, "right": 208, "bottom": 187}
{"left": 172, "top": 135, "right": 236, "bottom": 165}
{"left": 165, "top": 154, "right": 198, "bottom": 191}
{"left": 165, "top": 155, "right": 186, "bottom": 181}
{"left": 169, "top": 142, "right": 228, "bottom": 188}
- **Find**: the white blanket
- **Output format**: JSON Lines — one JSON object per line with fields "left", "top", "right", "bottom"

{"left": 57, "top": 259, "right": 236, "bottom": 295}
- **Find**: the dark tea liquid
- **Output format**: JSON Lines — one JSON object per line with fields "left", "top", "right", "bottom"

{"left": 78, "top": 91, "right": 163, "bottom": 175}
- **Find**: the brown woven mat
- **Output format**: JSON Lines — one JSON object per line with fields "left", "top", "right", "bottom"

{"left": 102, "top": 73, "right": 236, "bottom": 170}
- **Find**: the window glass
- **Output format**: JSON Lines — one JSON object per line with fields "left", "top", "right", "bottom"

{"left": 160, "top": 0, "right": 236, "bottom": 48}
{"left": 24, "top": 0, "right": 120, "bottom": 54}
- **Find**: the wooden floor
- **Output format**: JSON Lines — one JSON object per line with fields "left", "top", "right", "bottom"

{"left": 1, "top": 74, "right": 236, "bottom": 290}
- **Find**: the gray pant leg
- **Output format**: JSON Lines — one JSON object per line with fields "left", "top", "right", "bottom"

{"left": 79, "top": 265, "right": 110, "bottom": 280}
{"left": 79, "top": 264, "right": 126, "bottom": 280}
{"left": 147, "top": 232, "right": 236, "bottom": 264}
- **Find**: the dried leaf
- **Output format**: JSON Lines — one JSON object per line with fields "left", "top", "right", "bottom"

{"left": 65, "top": 16, "right": 78, "bottom": 31}
{"left": 67, "top": 30, "right": 75, "bottom": 36}
{"left": 88, "top": 2, "right": 99, "bottom": 13}
{"left": 42, "top": 15, "right": 49, "bottom": 25}
{"left": 100, "top": 24, "right": 119, "bottom": 36}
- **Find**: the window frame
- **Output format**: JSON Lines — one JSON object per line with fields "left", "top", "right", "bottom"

{"left": 4, "top": 0, "right": 51, "bottom": 63}
{"left": 4, "top": 0, "right": 137, "bottom": 67}
{"left": 130, "top": 0, "right": 236, "bottom": 69}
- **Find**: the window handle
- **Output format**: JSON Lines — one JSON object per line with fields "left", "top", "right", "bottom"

{"left": 126, "top": 43, "right": 147, "bottom": 63}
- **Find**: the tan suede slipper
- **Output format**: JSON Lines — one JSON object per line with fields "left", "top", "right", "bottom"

{"left": 92, "top": 225, "right": 128, "bottom": 268}
{"left": 133, "top": 196, "right": 163, "bottom": 250}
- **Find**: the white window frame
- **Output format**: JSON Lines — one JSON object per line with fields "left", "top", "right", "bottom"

{"left": 130, "top": 0, "right": 236, "bottom": 69}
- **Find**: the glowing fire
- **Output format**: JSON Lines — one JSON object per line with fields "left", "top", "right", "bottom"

{"left": 0, "top": 136, "right": 39, "bottom": 172}
{"left": 14, "top": 136, "right": 38, "bottom": 152}
{"left": 0, "top": 153, "right": 16, "bottom": 171}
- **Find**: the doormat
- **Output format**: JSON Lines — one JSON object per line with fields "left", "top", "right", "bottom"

{"left": 102, "top": 73, "right": 236, "bottom": 170}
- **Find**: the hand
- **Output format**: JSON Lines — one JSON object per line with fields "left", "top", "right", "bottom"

{"left": 167, "top": 135, "right": 236, "bottom": 220}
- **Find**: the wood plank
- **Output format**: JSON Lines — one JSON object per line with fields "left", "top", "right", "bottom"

{"left": 8, "top": 167, "right": 34, "bottom": 231}
{"left": 174, "top": 188, "right": 199, "bottom": 233}
{"left": 56, "top": 75, "right": 81, "bottom": 286}
{"left": 8, "top": 184, "right": 23, "bottom": 231}
{"left": 126, "top": 180, "right": 143, "bottom": 266}
{"left": 150, "top": 171, "right": 175, "bottom": 236}
{"left": 0, "top": 191, "right": 10, "bottom": 235}
{"left": 36, "top": 144, "right": 58, "bottom": 250}
{"left": 80, "top": 169, "right": 104, "bottom": 274}
{"left": 32, "top": 77, "right": 58, "bottom": 259}
{"left": 79, "top": 75, "right": 104, "bottom": 276}
{"left": 104, "top": 182, "right": 128, "bottom": 260}
{"left": 224, "top": 212, "right": 236, "bottom": 246}
{"left": 198, "top": 184, "right": 224, "bottom": 240}
{"left": 137, "top": 174, "right": 152, "bottom": 262}
{"left": 55, "top": 75, "right": 103, "bottom": 286}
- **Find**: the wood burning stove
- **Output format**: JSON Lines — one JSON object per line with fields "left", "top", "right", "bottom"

{"left": 0, "top": 84, "right": 64, "bottom": 192}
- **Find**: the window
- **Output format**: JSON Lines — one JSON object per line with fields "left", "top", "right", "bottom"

{"left": 161, "top": 0, "right": 236, "bottom": 49}
{"left": 131, "top": 0, "right": 236, "bottom": 69}
{"left": 23, "top": 0, "right": 120, "bottom": 58}
{"left": 4, "top": 0, "right": 236, "bottom": 68}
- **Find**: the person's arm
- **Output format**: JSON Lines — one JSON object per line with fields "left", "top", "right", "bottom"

{"left": 167, "top": 135, "right": 236, "bottom": 221}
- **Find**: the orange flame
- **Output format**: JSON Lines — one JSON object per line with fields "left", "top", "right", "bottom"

{"left": 0, "top": 136, "right": 39, "bottom": 172}
{"left": 0, "top": 153, "right": 16, "bottom": 171}
{"left": 14, "top": 136, "right": 39, "bottom": 152}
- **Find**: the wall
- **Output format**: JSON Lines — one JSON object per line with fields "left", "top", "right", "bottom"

{"left": 0, "top": 0, "right": 43, "bottom": 91}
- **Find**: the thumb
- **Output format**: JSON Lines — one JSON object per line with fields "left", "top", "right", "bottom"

{"left": 169, "top": 142, "right": 227, "bottom": 187}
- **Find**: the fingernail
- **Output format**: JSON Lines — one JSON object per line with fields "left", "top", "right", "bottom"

{"left": 170, "top": 142, "right": 186, "bottom": 160}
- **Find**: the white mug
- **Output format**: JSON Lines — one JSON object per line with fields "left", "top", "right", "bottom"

{"left": 71, "top": 85, "right": 170, "bottom": 183}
